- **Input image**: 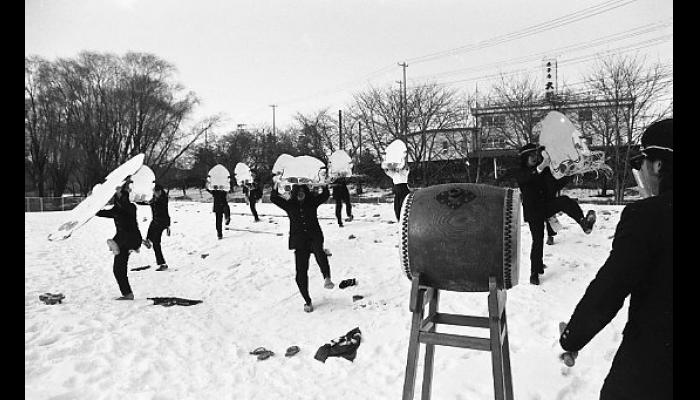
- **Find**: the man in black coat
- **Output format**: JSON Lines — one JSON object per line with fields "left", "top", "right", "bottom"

{"left": 206, "top": 186, "right": 231, "bottom": 239}
{"left": 242, "top": 179, "right": 262, "bottom": 222}
{"left": 515, "top": 143, "right": 596, "bottom": 285}
{"left": 143, "top": 183, "right": 171, "bottom": 271}
{"left": 331, "top": 177, "right": 353, "bottom": 227}
{"left": 559, "top": 119, "right": 673, "bottom": 400}
{"left": 96, "top": 186, "right": 143, "bottom": 300}
{"left": 270, "top": 182, "right": 335, "bottom": 313}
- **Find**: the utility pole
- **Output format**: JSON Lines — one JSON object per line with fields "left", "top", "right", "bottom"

{"left": 396, "top": 80, "right": 404, "bottom": 139}
{"left": 398, "top": 62, "right": 408, "bottom": 138}
{"left": 338, "top": 109, "right": 343, "bottom": 149}
{"left": 269, "top": 104, "right": 277, "bottom": 136}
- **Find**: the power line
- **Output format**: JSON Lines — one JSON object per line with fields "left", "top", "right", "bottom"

{"left": 406, "top": 0, "right": 639, "bottom": 65}
{"left": 415, "top": 34, "right": 672, "bottom": 90}
{"left": 271, "top": 0, "right": 645, "bottom": 110}
{"left": 410, "top": 20, "right": 671, "bottom": 82}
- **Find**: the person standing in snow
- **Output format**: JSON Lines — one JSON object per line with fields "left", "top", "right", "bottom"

{"left": 331, "top": 177, "right": 353, "bottom": 227}
{"left": 559, "top": 119, "right": 673, "bottom": 400}
{"left": 242, "top": 177, "right": 262, "bottom": 222}
{"left": 515, "top": 143, "right": 597, "bottom": 285}
{"left": 270, "top": 179, "right": 335, "bottom": 313}
{"left": 385, "top": 165, "right": 410, "bottom": 222}
{"left": 97, "top": 184, "right": 142, "bottom": 300}
{"left": 206, "top": 186, "right": 231, "bottom": 240}
{"left": 142, "top": 183, "right": 171, "bottom": 271}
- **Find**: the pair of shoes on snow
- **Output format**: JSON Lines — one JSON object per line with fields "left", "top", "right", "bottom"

{"left": 107, "top": 239, "right": 120, "bottom": 255}
{"left": 250, "top": 347, "right": 275, "bottom": 360}
{"left": 579, "top": 210, "right": 596, "bottom": 234}
{"left": 156, "top": 264, "right": 168, "bottom": 271}
{"left": 530, "top": 274, "right": 540, "bottom": 285}
{"left": 142, "top": 239, "right": 152, "bottom": 249}
{"left": 324, "top": 278, "right": 335, "bottom": 289}
{"left": 304, "top": 303, "right": 314, "bottom": 313}
{"left": 115, "top": 293, "right": 134, "bottom": 300}
{"left": 39, "top": 293, "right": 65, "bottom": 305}
{"left": 250, "top": 346, "right": 300, "bottom": 360}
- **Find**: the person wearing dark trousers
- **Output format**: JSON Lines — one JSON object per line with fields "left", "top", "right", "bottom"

{"left": 385, "top": 167, "right": 410, "bottom": 221}
{"left": 515, "top": 143, "right": 596, "bottom": 285}
{"left": 331, "top": 177, "right": 353, "bottom": 227}
{"left": 206, "top": 187, "right": 231, "bottom": 239}
{"left": 544, "top": 171, "right": 570, "bottom": 245}
{"left": 559, "top": 119, "right": 672, "bottom": 400}
{"left": 545, "top": 220, "right": 557, "bottom": 245}
{"left": 96, "top": 186, "right": 142, "bottom": 300}
{"left": 243, "top": 180, "right": 262, "bottom": 222}
{"left": 143, "top": 183, "right": 171, "bottom": 271}
{"left": 270, "top": 182, "right": 335, "bottom": 313}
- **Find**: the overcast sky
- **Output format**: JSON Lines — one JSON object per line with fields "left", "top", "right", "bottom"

{"left": 25, "top": 0, "right": 672, "bottom": 133}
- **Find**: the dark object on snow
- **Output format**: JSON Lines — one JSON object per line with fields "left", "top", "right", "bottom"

{"left": 348, "top": 234, "right": 356, "bottom": 239}
{"left": 250, "top": 347, "right": 275, "bottom": 360}
{"left": 314, "top": 327, "right": 362, "bottom": 363}
{"left": 352, "top": 295, "right": 364, "bottom": 302}
{"left": 39, "top": 293, "right": 65, "bottom": 305}
{"left": 285, "top": 346, "right": 300, "bottom": 357}
{"left": 131, "top": 265, "right": 151, "bottom": 271}
{"left": 147, "top": 297, "right": 203, "bottom": 307}
{"left": 201, "top": 253, "right": 209, "bottom": 259}
{"left": 339, "top": 278, "right": 357, "bottom": 289}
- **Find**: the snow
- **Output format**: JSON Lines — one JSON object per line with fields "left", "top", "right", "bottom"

{"left": 26, "top": 200, "right": 630, "bottom": 399}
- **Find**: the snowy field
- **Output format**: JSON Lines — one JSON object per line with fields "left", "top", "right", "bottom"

{"left": 26, "top": 200, "right": 630, "bottom": 399}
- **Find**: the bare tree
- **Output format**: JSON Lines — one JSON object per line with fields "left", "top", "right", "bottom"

{"left": 584, "top": 54, "right": 673, "bottom": 203}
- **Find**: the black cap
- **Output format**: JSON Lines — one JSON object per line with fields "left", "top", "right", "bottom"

{"left": 631, "top": 118, "right": 673, "bottom": 163}
{"left": 641, "top": 118, "right": 673, "bottom": 154}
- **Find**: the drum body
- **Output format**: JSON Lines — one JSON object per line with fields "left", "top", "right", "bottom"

{"left": 399, "top": 183, "right": 521, "bottom": 292}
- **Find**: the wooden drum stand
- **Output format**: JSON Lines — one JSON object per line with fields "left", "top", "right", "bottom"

{"left": 402, "top": 274, "right": 514, "bottom": 400}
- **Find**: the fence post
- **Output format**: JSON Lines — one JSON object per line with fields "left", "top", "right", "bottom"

{"left": 26, "top": 198, "right": 29, "bottom": 212}
{"left": 62, "top": 197, "right": 65, "bottom": 211}
{"left": 40, "top": 197, "right": 44, "bottom": 213}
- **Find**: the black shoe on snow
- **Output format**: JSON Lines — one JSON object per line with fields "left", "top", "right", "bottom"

{"left": 580, "top": 210, "right": 596, "bottom": 234}
{"left": 546, "top": 236, "right": 554, "bottom": 245}
{"left": 156, "top": 264, "right": 168, "bottom": 271}
{"left": 530, "top": 274, "right": 540, "bottom": 285}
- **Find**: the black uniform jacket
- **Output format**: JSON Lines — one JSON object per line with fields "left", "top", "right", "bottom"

{"left": 515, "top": 165, "right": 569, "bottom": 222}
{"left": 332, "top": 180, "right": 349, "bottom": 200}
{"left": 207, "top": 189, "right": 229, "bottom": 213}
{"left": 244, "top": 183, "right": 262, "bottom": 202}
{"left": 150, "top": 192, "right": 171, "bottom": 227}
{"left": 270, "top": 186, "right": 330, "bottom": 250}
{"left": 96, "top": 200, "right": 143, "bottom": 251}
{"left": 560, "top": 190, "right": 673, "bottom": 399}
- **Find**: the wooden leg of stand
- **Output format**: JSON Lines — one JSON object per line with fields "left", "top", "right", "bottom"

{"left": 403, "top": 276, "right": 425, "bottom": 400}
{"left": 421, "top": 289, "right": 439, "bottom": 400}
{"left": 501, "top": 313, "right": 514, "bottom": 400}
{"left": 489, "top": 278, "right": 506, "bottom": 400}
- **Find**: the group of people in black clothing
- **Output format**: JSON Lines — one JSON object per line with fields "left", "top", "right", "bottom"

{"left": 98, "top": 183, "right": 171, "bottom": 300}
{"left": 95, "top": 119, "right": 671, "bottom": 399}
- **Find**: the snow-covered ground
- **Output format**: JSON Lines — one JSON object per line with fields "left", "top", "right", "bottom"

{"left": 26, "top": 199, "right": 629, "bottom": 399}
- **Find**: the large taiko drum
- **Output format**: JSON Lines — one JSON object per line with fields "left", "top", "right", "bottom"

{"left": 399, "top": 183, "right": 521, "bottom": 292}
